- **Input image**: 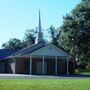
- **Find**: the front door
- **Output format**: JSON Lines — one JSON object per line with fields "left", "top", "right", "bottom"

{"left": 36, "top": 61, "right": 47, "bottom": 75}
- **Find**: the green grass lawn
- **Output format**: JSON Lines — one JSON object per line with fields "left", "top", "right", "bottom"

{"left": 0, "top": 79, "right": 90, "bottom": 90}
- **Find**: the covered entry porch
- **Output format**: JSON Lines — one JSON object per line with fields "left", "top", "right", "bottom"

{"left": 14, "top": 55, "right": 70, "bottom": 75}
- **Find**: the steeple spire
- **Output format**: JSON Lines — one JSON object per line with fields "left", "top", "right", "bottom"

{"left": 39, "top": 9, "right": 41, "bottom": 32}
{"left": 35, "top": 10, "right": 44, "bottom": 44}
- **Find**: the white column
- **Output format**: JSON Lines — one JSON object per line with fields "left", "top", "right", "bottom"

{"left": 42, "top": 56, "right": 45, "bottom": 75}
{"left": 30, "top": 56, "right": 32, "bottom": 75}
{"left": 13, "top": 58, "right": 16, "bottom": 74}
{"left": 67, "top": 58, "right": 69, "bottom": 75}
{"left": 55, "top": 56, "right": 57, "bottom": 75}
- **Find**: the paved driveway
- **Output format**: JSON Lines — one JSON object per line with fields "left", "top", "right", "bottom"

{"left": 0, "top": 74, "right": 90, "bottom": 80}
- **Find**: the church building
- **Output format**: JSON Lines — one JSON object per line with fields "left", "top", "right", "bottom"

{"left": 0, "top": 11, "right": 74, "bottom": 75}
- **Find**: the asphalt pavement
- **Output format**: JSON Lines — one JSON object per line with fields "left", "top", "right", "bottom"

{"left": 0, "top": 74, "right": 90, "bottom": 80}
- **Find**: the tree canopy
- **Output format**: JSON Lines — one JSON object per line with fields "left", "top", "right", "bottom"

{"left": 60, "top": 0, "right": 90, "bottom": 70}
{"left": 49, "top": 25, "right": 60, "bottom": 46}
{"left": 22, "top": 29, "right": 36, "bottom": 46}
{"left": 2, "top": 29, "right": 36, "bottom": 50}
{"left": 82, "top": 0, "right": 90, "bottom": 2}
{"left": 2, "top": 38, "right": 24, "bottom": 50}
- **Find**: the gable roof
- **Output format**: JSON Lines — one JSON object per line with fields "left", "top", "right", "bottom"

{"left": 8, "top": 41, "right": 46, "bottom": 58}
{"left": 24, "top": 44, "right": 70, "bottom": 57}
{"left": 7, "top": 42, "right": 70, "bottom": 58}
{"left": 0, "top": 49, "right": 18, "bottom": 61}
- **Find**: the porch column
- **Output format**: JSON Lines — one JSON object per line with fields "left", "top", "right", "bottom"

{"left": 55, "top": 56, "right": 57, "bottom": 75}
{"left": 30, "top": 56, "right": 32, "bottom": 75}
{"left": 67, "top": 58, "right": 69, "bottom": 75}
{"left": 13, "top": 58, "right": 16, "bottom": 74}
{"left": 42, "top": 56, "right": 45, "bottom": 75}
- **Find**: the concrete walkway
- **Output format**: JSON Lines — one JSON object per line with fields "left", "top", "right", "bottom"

{"left": 0, "top": 74, "right": 90, "bottom": 80}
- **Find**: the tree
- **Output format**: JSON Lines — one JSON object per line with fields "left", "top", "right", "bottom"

{"left": 2, "top": 38, "right": 24, "bottom": 50}
{"left": 22, "top": 29, "right": 36, "bottom": 46}
{"left": 49, "top": 25, "right": 60, "bottom": 46}
{"left": 82, "top": 0, "right": 90, "bottom": 2}
{"left": 2, "top": 29, "right": 36, "bottom": 50}
{"left": 60, "top": 0, "right": 90, "bottom": 70}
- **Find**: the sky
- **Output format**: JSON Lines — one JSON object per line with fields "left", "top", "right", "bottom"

{"left": 0, "top": 0, "right": 81, "bottom": 48}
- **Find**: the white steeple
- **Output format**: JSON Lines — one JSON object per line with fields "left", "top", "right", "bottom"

{"left": 35, "top": 10, "right": 44, "bottom": 44}
{"left": 39, "top": 9, "right": 41, "bottom": 33}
